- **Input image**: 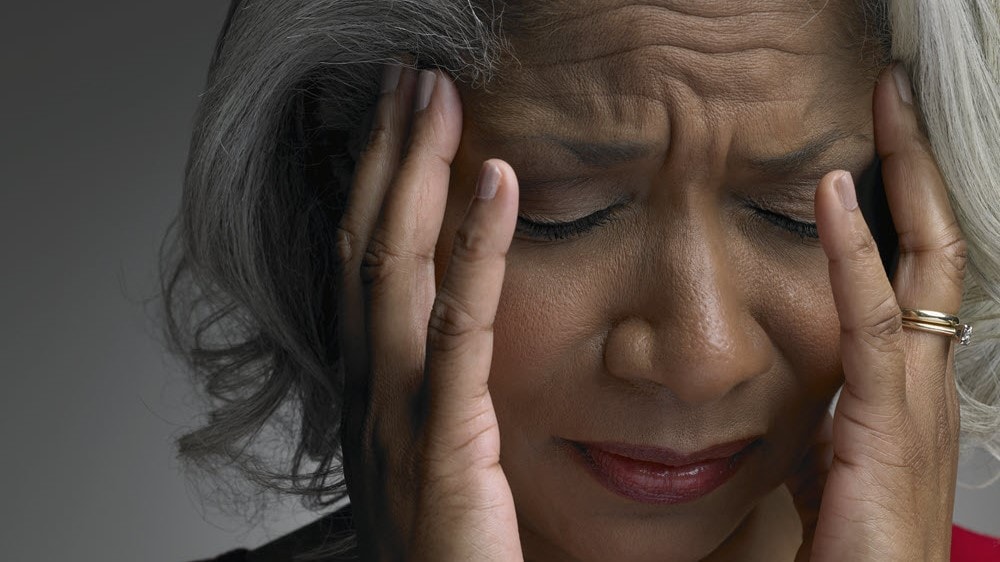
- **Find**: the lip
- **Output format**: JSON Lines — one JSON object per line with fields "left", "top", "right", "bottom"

{"left": 568, "top": 437, "right": 761, "bottom": 505}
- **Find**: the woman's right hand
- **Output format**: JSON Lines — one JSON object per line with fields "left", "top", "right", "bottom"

{"left": 335, "top": 64, "right": 524, "bottom": 561}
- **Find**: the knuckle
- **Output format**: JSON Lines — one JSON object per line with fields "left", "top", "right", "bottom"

{"left": 427, "top": 289, "right": 492, "bottom": 352}
{"left": 359, "top": 233, "right": 409, "bottom": 289}
{"left": 431, "top": 147, "right": 455, "bottom": 172}
{"left": 402, "top": 116, "right": 455, "bottom": 171}
{"left": 896, "top": 228, "right": 968, "bottom": 298}
{"left": 891, "top": 133, "right": 936, "bottom": 169}
{"left": 939, "top": 233, "right": 968, "bottom": 281}
{"left": 848, "top": 228, "right": 881, "bottom": 264}
{"left": 361, "top": 116, "right": 394, "bottom": 158}
{"left": 854, "top": 295, "right": 904, "bottom": 350}
{"left": 335, "top": 222, "right": 364, "bottom": 268}
{"left": 402, "top": 139, "right": 452, "bottom": 176}
{"left": 451, "top": 224, "right": 505, "bottom": 264}
{"left": 422, "top": 419, "right": 496, "bottom": 473}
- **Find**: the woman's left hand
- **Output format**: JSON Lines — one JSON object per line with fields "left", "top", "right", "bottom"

{"left": 788, "top": 62, "right": 968, "bottom": 561}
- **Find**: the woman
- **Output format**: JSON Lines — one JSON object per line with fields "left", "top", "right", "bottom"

{"left": 167, "top": 0, "right": 1000, "bottom": 560}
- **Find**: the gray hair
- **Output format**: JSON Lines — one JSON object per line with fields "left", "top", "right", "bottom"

{"left": 888, "top": 1, "right": 1000, "bottom": 467}
{"left": 161, "top": 0, "right": 1000, "bottom": 542}
{"left": 163, "top": 0, "right": 508, "bottom": 520}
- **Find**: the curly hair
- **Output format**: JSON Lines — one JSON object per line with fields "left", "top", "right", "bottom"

{"left": 161, "top": 0, "right": 1000, "bottom": 548}
{"left": 162, "top": 0, "right": 509, "bottom": 516}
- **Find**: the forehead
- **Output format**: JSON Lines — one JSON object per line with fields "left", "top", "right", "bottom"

{"left": 461, "top": 0, "right": 877, "bottom": 165}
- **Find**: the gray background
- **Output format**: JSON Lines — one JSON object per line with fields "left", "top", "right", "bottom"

{"left": 0, "top": 2, "right": 996, "bottom": 561}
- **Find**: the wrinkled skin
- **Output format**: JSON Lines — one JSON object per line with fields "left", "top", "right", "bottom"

{"left": 337, "top": 1, "right": 964, "bottom": 560}
{"left": 439, "top": 3, "right": 872, "bottom": 559}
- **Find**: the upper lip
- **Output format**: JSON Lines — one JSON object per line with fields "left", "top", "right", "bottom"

{"left": 573, "top": 437, "right": 761, "bottom": 466}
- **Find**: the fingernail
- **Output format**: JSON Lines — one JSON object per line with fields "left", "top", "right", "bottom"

{"left": 475, "top": 162, "right": 501, "bottom": 200}
{"left": 415, "top": 69, "right": 437, "bottom": 112}
{"left": 380, "top": 63, "right": 401, "bottom": 94}
{"left": 835, "top": 171, "right": 857, "bottom": 211}
{"left": 892, "top": 64, "right": 913, "bottom": 105}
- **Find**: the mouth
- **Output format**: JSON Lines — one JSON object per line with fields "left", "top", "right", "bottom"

{"left": 567, "top": 437, "right": 762, "bottom": 505}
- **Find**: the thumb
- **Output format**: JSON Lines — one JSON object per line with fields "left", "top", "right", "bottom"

{"left": 785, "top": 412, "right": 834, "bottom": 562}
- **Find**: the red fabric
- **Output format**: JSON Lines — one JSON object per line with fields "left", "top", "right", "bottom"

{"left": 952, "top": 524, "right": 1000, "bottom": 561}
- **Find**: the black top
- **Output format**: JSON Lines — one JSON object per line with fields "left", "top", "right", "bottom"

{"left": 192, "top": 502, "right": 357, "bottom": 561}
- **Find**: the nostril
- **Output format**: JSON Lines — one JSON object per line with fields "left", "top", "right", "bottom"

{"left": 603, "top": 309, "right": 771, "bottom": 405}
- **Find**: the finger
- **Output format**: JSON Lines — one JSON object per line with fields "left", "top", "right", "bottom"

{"left": 875, "top": 63, "right": 967, "bottom": 317}
{"left": 786, "top": 412, "right": 833, "bottom": 562}
{"left": 361, "top": 69, "right": 463, "bottom": 401}
{"left": 422, "top": 159, "right": 518, "bottom": 470}
{"left": 874, "top": 62, "right": 967, "bottom": 405}
{"left": 337, "top": 64, "right": 419, "bottom": 389}
{"left": 335, "top": 65, "right": 420, "bottom": 561}
{"left": 816, "top": 170, "right": 907, "bottom": 412}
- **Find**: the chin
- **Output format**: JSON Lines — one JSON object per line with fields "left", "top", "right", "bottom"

{"left": 517, "top": 505, "right": 754, "bottom": 562}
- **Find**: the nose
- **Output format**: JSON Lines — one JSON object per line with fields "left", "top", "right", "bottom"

{"left": 603, "top": 207, "right": 772, "bottom": 404}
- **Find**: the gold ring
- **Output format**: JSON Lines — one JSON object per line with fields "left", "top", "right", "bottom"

{"left": 900, "top": 307, "right": 972, "bottom": 346}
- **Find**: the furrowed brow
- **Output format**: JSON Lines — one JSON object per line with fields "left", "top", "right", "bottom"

{"left": 478, "top": 129, "right": 871, "bottom": 190}
{"left": 516, "top": 131, "right": 865, "bottom": 173}
{"left": 485, "top": 133, "right": 659, "bottom": 169}
{"left": 748, "top": 130, "right": 870, "bottom": 177}
{"left": 547, "top": 137, "right": 657, "bottom": 167}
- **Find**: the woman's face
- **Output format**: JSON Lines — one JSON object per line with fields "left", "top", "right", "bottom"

{"left": 433, "top": 1, "right": 880, "bottom": 559}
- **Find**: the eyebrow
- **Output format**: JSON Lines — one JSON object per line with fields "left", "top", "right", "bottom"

{"left": 520, "top": 130, "right": 867, "bottom": 176}
{"left": 546, "top": 136, "right": 655, "bottom": 168}
{"left": 747, "top": 130, "right": 869, "bottom": 176}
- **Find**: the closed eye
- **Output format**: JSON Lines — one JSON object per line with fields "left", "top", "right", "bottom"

{"left": 515, "top": 195, "right": 819, "bottom": 242}
{"left": 516, "top": 198, "right": 629, "bottom": 241}
{"left": 747, "top": 204, "right": 819, "bottom": 239}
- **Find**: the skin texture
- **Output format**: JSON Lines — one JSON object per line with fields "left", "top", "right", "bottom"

{"left": 335, "top": 1, "right": 965, "bottom": 560}
{"left": 443, "top": 2, "right": 870, "bottom": 559}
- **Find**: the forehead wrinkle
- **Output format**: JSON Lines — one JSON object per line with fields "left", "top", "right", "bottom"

{"left": 495, "top": 0, "right": 873, "bottom": 101}
{"left": 509, "top": 2, "right": 847, "bottom": 65}
{"left": 463, "top": 1, "right": 878, "bottom": 180}
{"left": 509, "top": 46, "right": 832, "bottom": 113}
{"left": 491, "top": 19, "right": 858, "bottom": 111}
{"left": 520, "top": 43, "right": 821, "bottom": 70}
{"left": 466, "top": 89, "right": 669, "bottom": 147}
{"left": 507, "top": 0, "right": 832, "bottom": 35}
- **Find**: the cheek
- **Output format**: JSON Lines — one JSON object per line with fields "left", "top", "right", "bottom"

{"left": 755, "top": 255, "right": 842, "bottom": 395}
{"left": 434, "top": 170, "right": 607, "bottom": 428}
{"left": 746, "top": 247, "right": 843, "bottom": 452}
{"left": 436, "top": 163, "right": 844, "bottom": 435}
{"left": 487, "top": 251, "right": 605, "bottom": 422}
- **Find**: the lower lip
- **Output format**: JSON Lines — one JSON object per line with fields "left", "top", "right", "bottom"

{"left": 569, "top": 440, "right": 758, "bottom": 505}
